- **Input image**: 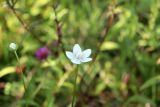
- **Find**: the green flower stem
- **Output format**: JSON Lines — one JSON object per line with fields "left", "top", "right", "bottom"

{"left": 152, "top": 68, "right": 156, "bottom": 102}
{"left": 32, "top": 71, "right": 47, "bottom": 98}
{"left": 14, "top": 51, "right": 27, "bottom": 92}
{"left": 71, "top": 66, "right": 79, "bottom": 107}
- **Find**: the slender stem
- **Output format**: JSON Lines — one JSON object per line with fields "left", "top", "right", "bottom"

{"left": 72, "top": 66, "right": 79, "bottom": 107}
{"left": 14, "top": 51, "right": 27, "bottom": 92}
{"left": 53, "top": 7, "right": 66, "bottom": 56}
{"left": 6, "top": 0, "right": 44, "bottom": 44}
{"left": 92, "top": 6, "right": 114, "bottom": 64}
{"left": 152, "top": 68, "right": 156, "bottom": 102}
{"left": 32, "top": 70, "right": 47, "bottom": 98}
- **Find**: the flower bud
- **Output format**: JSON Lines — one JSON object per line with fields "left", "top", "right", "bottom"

{"left": 35, "top": 47, "right": 50, "bottom": 60}
{"left": 9, "top": 43, "right": 17, "bottom": 50}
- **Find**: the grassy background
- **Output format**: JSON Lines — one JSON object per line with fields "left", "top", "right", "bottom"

{"left": 0, "top": 0, "right": 160, "bottom": 107}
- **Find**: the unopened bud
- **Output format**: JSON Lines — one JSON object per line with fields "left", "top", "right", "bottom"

{"left": 9, "top": 43, "right": 17, "bottom": 50}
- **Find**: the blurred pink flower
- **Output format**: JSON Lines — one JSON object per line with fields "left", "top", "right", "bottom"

{"left": 35, "top": 47, "right": 50, "bottom": 60}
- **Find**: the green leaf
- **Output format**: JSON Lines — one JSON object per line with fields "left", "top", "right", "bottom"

{"left": 140, "top": 75, "right": 160, "bottom": 90}
{"left": 125, "top": 95, "right": 156, "bottom": 107}
{"left": 95, "top": 82, "right": 106, "bottom": 95}
{"left": 0, "top": 66, "right": 15, "bottom": 78}
{"left": 100, "top": 41, "right": 119, "bottom": 51}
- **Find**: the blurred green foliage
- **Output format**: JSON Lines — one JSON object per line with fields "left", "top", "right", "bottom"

{"left": 0, "top": 0, "right": 160, "bottom": 107}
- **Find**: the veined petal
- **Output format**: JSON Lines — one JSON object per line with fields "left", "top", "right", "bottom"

{"left": 71, "top": 58, "right": 81, "bottom": 64}
{"left": 82, "top": 49, "right": 91, "bottom": 58}
{"left": 66, "top": 51, "right": 74, "bottom": 59}
{"left": 81, "top": 57, "right": 92, "bottom": 63}
{"left": 73, "top": 44, "right": 81, "bottom": 55}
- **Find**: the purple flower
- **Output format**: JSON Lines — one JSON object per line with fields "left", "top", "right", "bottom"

{"left": 35, "top": 47, "right": 50, "bottom": 60}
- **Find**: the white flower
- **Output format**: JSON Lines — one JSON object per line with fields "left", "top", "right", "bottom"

{"left": 66, "top": 44, "right": 92, "bottom": 64}
{"left": 9, "top": 43, "right": 17, "bottom": 50}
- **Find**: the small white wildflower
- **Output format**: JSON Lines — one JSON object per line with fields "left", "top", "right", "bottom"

{"left": 9, "top": 43, "right": 17, "bottom": 50}
{"left": 66, "top": 44, "right": 92, "bottom": 64}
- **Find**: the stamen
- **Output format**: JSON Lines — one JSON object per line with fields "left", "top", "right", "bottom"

{"left": 75, "top": 52, "right": 83, "bottom": 59}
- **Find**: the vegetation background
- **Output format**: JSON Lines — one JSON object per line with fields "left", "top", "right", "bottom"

{"left": 0, "top": 0, "right": 160, "bottom": 107}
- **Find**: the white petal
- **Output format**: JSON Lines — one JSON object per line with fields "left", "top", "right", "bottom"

{"left": 73, "top": 44, "right": 81, "bottom": 55}
{"left": 66, "top": 51, "right": 74, "bottom": 59}
{"left": 71, "top": 58, "right": 81, "bottom": 64}
{"left": 82, "top": 49, "right": 91, "bottom": 58}
{"left": 81, "top": 58, "right": 92, "bottom": 63}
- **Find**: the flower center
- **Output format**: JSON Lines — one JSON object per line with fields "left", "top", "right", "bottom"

{"left": 75, "top": 52, "right": 83, "bottom": 59}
